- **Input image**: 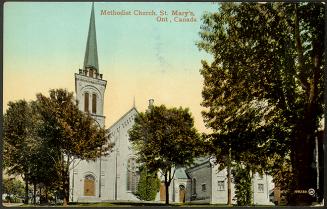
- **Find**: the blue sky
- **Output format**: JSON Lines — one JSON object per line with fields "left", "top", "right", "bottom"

{"left": 4, "top": 2, "right": 219, "bottom": 132}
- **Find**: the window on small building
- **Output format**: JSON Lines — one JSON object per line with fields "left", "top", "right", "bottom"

{"left": 92, "top": 93, "right": 97, "bottom": 114}
{"left": 192, "top": 178, "right": 196, "bottom": 194}
{"left": 258, "top": 174, "right": 263, "bottom": 180}
{"left": 201, "top": 184, "right": 206, "bottom": 192}
{"left": 127, "top": 157, "right": 139, "bottom": 194}
{"left": 218, "top": 181, "right": 225, "bottom": 191}
{"left": 84, "top": 92, "right": 89, "bottom": 112}
{"left": 258, "top": 183, "right": 264, "bottom": 192}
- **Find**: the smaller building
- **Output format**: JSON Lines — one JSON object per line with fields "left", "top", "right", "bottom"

{"left": 156, "top": 157, "right": 274, "bottom": 205}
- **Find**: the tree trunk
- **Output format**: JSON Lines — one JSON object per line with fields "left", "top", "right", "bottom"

{"left": 63, "top": 159, "right": 70, "bottom": 207}
{"left": 227, "top": 146, "right": 232, "bottom": 206}
{"left": 63, "top": 178, "right": 69, "bottom": 206}
{"left": 33, "top": 182, "right": 36, "bottom": 205}
{"left": 227, "top": 164, "right": 232, "bottom": 206}
{"left": 291, "top": 5, "right": 323, "bottom": 205}
{"left": 59, "top": 153, "right": 70, "bottom": 207}
{"left": 39, "top": 187, "right": 42, "bottom": 204}
{"left": 291, "top": 107, "right": 317, "bottom": 205}
{"left": 45, "top": 186, "right": 48, "bottom": 203}
{"left": 24, "top": 177, "right": 29, "bottom": 204}
{"left": 164, "top": 172, "right": 169, "bottom": 205}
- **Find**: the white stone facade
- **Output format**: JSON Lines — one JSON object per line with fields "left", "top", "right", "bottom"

{"left": 75, "top": 72, "right": 106, "bottom": 127}
{"left": 105, "top": 108, "right": 139, "bottom": 201}
{"left": 69, "top": 105, "right": 140, "bottom": 202}
{"left": 70, "top": 73, "right": 140, "bottom": 202}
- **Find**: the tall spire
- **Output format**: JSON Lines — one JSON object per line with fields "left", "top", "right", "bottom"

{"left": 83, "top": 2, "right": 99, "bottom": 72}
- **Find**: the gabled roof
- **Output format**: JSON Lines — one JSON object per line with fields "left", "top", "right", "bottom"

{"left": 107, "top": 107, "right": 139, "bottom": 131}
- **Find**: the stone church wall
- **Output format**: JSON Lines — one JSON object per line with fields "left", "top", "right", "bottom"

{"left": 186, "top": 161, "right": 212, "bottom": 203}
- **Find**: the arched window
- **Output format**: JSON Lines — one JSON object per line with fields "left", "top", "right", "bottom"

{"left": 84, "top": 174, "right": 95, "bottom": 196}
{"left": 127, "top": 157, "right": 139, "bottom": 193}
{"left": 192, "top": 178, "right": 196, "bottom": 194}
{"left": 84, "top": 92, "right": 89, "bottom": 112}
{"left": 92, "top": 93, "right": 97, "bottom": 114}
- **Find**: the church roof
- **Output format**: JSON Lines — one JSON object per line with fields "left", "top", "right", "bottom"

{"left": 193, "top": 157, "right": 210, "bottom": 165}
{"left": 184, "top": 157, "right": 210, "bottom": 172}
{"left": 83, "top": 2, "right": 99, "bottom": 72}
{"left": 175, "top": 167, "right": 189, "bottom": 179}
{"left": 107, "top": 107, "right": 139, "bottom": 131}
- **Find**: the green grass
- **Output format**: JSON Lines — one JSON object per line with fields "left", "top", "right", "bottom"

{"left": 69, "top": 202, "right": 115, "bottom": 207}
{"left": 18, "top": 202, "right": 277, "bottom": 207}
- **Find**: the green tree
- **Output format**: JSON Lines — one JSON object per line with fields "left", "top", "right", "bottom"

{"left": 3, "top": 100, "right": 39, "bottom": 204}
{"left": 198, "top": 2, "right": 324, "bottom": 205}
{"left": 3, "top": 100, "right": 62, "bottom": 205}
{"left": 136, "top": 166, "right": 160, "bottom": 201}
{"left": 35, "top": 89, "right": 113, "bottom": 206}
{"left": 2, "top": 178, "right": 25, "bottom": 202}
{"left": 231, "top": 164, "right": 253, "bottom": 206}
{"left": 129, "top": 105, "right": 202, "bottom": 205}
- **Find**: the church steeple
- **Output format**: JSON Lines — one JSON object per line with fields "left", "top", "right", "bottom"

{"left": 83, "top": 2, "right": 99, "bottom": 72}
{"left": 75, "top": 1, "right": 106, "bottom": 126}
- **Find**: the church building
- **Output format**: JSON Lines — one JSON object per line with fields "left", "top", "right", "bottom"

{"left": 69, "top": 3, "right": 140, "bottom": 202}
{"left": 69, "top": 3, "right": 274, "bottom": 205}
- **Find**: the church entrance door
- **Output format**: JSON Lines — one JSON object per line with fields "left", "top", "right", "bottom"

{"left": 84, "top": 174, "right": 95, "bottom": 196}
{"left": 179, "top": 185, "right": 186, "bottom": 203}
{"left": 160, "top": 183, "right": 166, "bottom": 201}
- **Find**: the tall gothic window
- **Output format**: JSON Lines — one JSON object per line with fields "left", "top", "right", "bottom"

{"left": 192, "top": 178, "right": 197, "bottom": 194}
{"left": 92, "top": 93, "right": 97, "bottom": 114}
{"left": 127, "top": 157, "right": 139, "bottom": 193}
{"left": 84, "top": 92, "right": 89, "bottom": 112}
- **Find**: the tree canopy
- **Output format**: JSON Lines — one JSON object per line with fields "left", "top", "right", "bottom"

{"left": 129, "top": 105, "right": 202, "bottom": 204}
{"left": 3, "top": 100, "right": 44, "bottom": 203}
{"left": 3, "top": 100, "right": 37, "bottom": 177}
{"left": 35, "top": 88, "right": 113, "bottom": 205}
{"left": 198, "top": 2, "right": 324, "bottom": 205}
{"left": 3, "top": 89, "right": 114, "bottom": 206}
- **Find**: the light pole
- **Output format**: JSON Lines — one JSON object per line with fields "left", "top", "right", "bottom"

{"left": 71, "top": 161, "right": 75, "bottom": 202}
{"left": 99, "top": 148, "right": 102, "bottom": 198}
{"left": 114, "top": 129, "right": 120, "bottom": 200}
{"left": 115, "top": 147, "right": 118, "bottom": 200}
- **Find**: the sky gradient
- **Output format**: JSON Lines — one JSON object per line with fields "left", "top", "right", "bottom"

{"left": 4, "top": 2, "right": 219, "bottom": 133}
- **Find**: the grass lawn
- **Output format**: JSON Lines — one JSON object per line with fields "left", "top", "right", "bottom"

{"left": 18, "top": 202, "right": 277, "bottom": 207}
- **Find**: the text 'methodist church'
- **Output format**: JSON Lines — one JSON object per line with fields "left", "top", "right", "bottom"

{"left": 69, "top": 3, "right": 274, "bottom": 205}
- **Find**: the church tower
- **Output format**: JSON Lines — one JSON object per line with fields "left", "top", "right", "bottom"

{"left": 75, "top": 2, "right": 107, "bottom": 127}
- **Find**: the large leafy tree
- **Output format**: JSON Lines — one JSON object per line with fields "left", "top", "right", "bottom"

{"left": 3, "top": 100, "right": 62, "bottom": 204}
{"left": 3, "top": 100, "right": 40, "bottom": 204}
{"left": 198, "top": 2, "right": 324, "bottom": 205}
{"left": 35, "top": 89, "right": 113, "bottom": 206}
{"left": 129, "top": 105, "right": 202, "bottom": 205}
